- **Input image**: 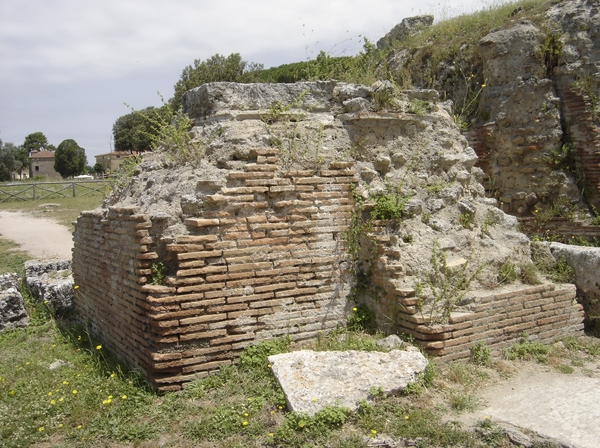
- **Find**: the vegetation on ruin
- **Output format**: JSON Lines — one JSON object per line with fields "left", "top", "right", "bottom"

{"left": 2, "top": 292, "right": 599, "bottom": 448}
{"left": 113, "top": 0, "right": 553, "bottom": 160}
{"left": 415, "top": 241, "right": 483, "bottom": 325}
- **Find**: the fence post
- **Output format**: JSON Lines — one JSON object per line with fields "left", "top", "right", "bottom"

{"left": 33, "top": 184, "right": 36, "bottom": 200}
{"left": 72, "top": 182, "right": 76, "bottom": 197}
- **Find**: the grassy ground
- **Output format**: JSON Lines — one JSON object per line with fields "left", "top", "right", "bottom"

{"left": 0, "top": 191, "right": 104, "bottom": 230}
{"left": 0, "top": 238, "right": 32, "bottom": 275}
{"left": 1, "top": 295, "right": 599, "bottom": 448}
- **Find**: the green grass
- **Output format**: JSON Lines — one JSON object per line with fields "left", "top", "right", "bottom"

{"left": 2, "top": 304, "right": 598, "bottom": 448}
{"left": 0, "top": 238, "right": 32, "bottom": 275}
{"left": 0, "top": 191, "right": 104, "bottom": 230}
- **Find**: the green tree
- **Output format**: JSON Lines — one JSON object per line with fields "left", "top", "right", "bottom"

{"left": 54, "top": 139, "right": 87, "bottom": 178}
{"left": 171, "top": 53, "right": 263, "bottom": 110}
{"left": 93, "top": 162, "right": 105, "bottom": 174}
{"left": 22, "top": 131, "right": 55, "bottom": 153}
{"left": 112, "top": 105, "right": 171, "bottom": 153}
{"left": 0, "top": 140, "right": 23, "bottom": 181}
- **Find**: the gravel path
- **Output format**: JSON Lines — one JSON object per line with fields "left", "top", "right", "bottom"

{"left": 0, "top": 210, "right": 73, "bottom": 260}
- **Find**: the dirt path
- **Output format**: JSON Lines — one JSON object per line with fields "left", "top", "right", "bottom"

{"left": 457, "top": 360, "right": 600, "bottom": 448}
{"left": 0, "top": 210, "right": 73, "bottom": 260}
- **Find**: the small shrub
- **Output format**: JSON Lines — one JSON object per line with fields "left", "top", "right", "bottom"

{"left": 417, "top": 241, "right": 482, "bottom": 324}
{"left": 497, "top": 258, "right": 518, "bottom": 284}
{"left": 469, "top": 341, "right": 491, "bottom": 366}
{"left": 402, "top": 361, "right": 436, "bottom": 396}
{"left": 459, "top": 212, "right": 474, "bottom": 229}
{"left": 347, "top": 304, "right": 377, "bottom": 334}
{"left": 149, "top": 261, "right": 168, "bottom": 285}
{"left": 449, "top": 392, "right": 480, "bottom": 412}
{"left": 274, "top": 406, "right": 350, "bottom": 444}
{"left": 407, "top": 99, "right": 432, "bottom": 116}
{"left": 548, "top": 255, "right": 575, "bottom": 283}
{"left": 475, "top": 418, "right": 506, "bottom": 445}
{"left": 556, "top": 364, "right": 574, "bottom": 374}
{"left": 239, "top": 336, "right": 291, "bottom": 372}
{"left": 370, "top": 183, "right": 409, "bottom": 221}
{"left": 480, "top": 212, "right": 495, "bottom": 238}
{"left": 504, "top": 334, "right": 549, "bottom": 363}
{"left": 520, "top": 262, "right": 541, "bottom": 285}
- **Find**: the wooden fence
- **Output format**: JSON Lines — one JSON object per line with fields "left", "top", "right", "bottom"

{"left": 0, "top": 180, "right": 110, "bottom": 202}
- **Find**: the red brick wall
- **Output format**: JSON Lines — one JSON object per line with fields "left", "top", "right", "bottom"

{"left": 73, "top": 149, "right": 357, "bottom": 391}
{"left": 73, "top": 149, "right": 585, "bottom": 389}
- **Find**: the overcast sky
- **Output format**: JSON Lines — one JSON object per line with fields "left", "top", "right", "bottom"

{"left": 1, "top": 0, "right": 509, "bottom": 161}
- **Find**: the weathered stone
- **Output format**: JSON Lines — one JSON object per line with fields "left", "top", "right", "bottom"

{"left": 268, "top": 349, "right": 428, "bottom": 415}
{"left": 0, "top": 273, "right": 29, "bottom": 332}
{"left": 402, "top": 198, "right": 423, "bottom": 217}
{"left": 25, "top": 260, "right": 74, "bottom": 312}
{"left": 376, "top": 334, "right": 404, "bottom": 350}
{"left": 377, "top": 15, "right": 434, "bottom": 50}
{"left": 547, "top": 242, "right": 600, "bottom": 315}
{"left": 49, "top": 359, "right": 73, "bottom": 370}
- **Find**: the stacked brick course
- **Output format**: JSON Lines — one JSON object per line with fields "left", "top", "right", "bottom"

{"left": 556, "top": 86, "right": 600, "bottom": 210}
{"left": 358, "top": 228, "right": 584, "bottom": 361}
{"left": 74, "top": 148, "right": 358, "bottom": 391}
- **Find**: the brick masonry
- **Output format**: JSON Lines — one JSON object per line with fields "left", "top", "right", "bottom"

{"left": 73, "top": 148, "right": 357, "bottom": 391}
{"left": 357, "top": 228, "right": 584, "bottom": 361}
{"left": 73, "top": 146, "right": 586, "bottom": 390}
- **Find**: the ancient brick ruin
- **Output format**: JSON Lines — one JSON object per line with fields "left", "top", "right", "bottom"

{"left": 73, "top": 82, "right": 584, "bottom": 390}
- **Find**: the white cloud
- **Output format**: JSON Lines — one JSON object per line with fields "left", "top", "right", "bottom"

{"left": 1, "top": 0, "right": 447, "bottom": 87}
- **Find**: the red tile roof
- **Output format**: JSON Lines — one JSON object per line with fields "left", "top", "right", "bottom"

{"left": 29, "top": 150, "right": 55, "bottom": 159}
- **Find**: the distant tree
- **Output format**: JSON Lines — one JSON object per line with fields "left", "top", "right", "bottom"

{"left": 93, "top": 162, "right": 105, "bottom": 174}
{"left": 112, "top": 105, "right": 171, "bottom": 153}
{"left": 22, "top": 132, "right": 55, "bottom": 153}
{"left": 0, "top": 141, "right": 23, "bottom": 181}
{"left": 171, "top": 53, "right": 263, "bottom": 110}
{"left": 54, "top": 139, "right": 87, "bottom": 178}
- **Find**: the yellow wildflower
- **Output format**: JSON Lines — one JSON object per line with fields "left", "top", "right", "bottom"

{"left": 242, "top": 421, "right": 248, "bottom": 426}
{"left": 96, "top": 345, "right": 102, "bottom": 350}
{"left": 38, "top": 427, "right": 44, "bottom": 432}
{"left": 122, "top": 395, "right": 127, "bottom": 400}
{"left": 72, "top": 390, "right": 77, "bottom": 394}
{"left": 50, "top": 399, "right": 56, "bottom": 405}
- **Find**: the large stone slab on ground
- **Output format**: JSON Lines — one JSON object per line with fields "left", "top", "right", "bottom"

{"left": 0, "top": 273, "right": 29, "bottom": 332}
{"left": 25, "top": 260, "right": 74, "bottom": 312}
{"left": 268, "top": 349, "right": 428, "bottom": 415}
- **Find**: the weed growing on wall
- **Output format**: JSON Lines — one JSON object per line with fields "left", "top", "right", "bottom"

{"left": 347, "top": 303, "right": 377, "bottom": 334}
{"left": 416, "top": 241, "right": 482, "bottom": 325}
{"left": 497, "top": 258, "right": 518, "bottom": 284}
{"left": 503, "top": 333, "right": 550, "bottom": 363}
{"left": 469, "top": 341, "right": 491, "bottom": 366}
{"left": 148, "top": 261, "right": 168, "bottom": 285}
{"left": 533, "top": 196, "right": 575, "bottom": 226}
{"left": 109, "top": 153, "right": 141, "bottom": 192}
{"left": 261, "top": 90, "right": 334, "bottom": 171}
{"left": 370, "top": 180, "right": 411, "bottom": 221}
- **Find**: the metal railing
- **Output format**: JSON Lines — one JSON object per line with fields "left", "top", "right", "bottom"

{"left": 0, "top": 180, "right": 110, "bottom": 202}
